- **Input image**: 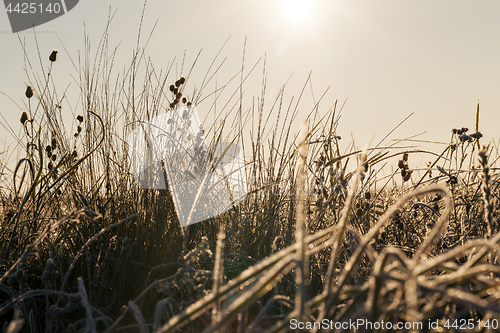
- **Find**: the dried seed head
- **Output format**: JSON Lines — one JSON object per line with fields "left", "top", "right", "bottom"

{"left": 461, "top": 127, "right": 469, "bottom": 133}
{"left": 49, "top": 50, "right": 58, "bottom": 62}
{"left": 459, "top": 133, "right": 472, "bottom": 142}
{"left": 403, "top": 169, "right": 413, "bottom": 182}
{"left": 25, "top": 85, "right": 33, "bottom": 99}
{"left": 452, "top": 128, "right": 458, "bottom": 134}
{"left": 175, "top": 80, "right": 181, "bottom": 87}
{"left": 187, "top": 101, "right": 192, "bottom": 106}
{"left": 182, "top": 97, "right": 187, "bottom": 103}
{"left": 176, "top": 92, "right": 182, "bottom": 99}
{"left": 76, "top": 115, "right": 83, "bottom": 122}
{"left": 398, "top": 160, "right": 405, "bottom": 169}
{"left": 51, "top": 154, "right": 57, "bottom": 161}
{"left": 20, "top": 111, "right": 28, "bottom": 125}
{"left": 449, "top": 175, "right": 457, "bottom": 184}
{"left": 401, "top": 169, "right": 407, "bottom": 178}
{"left": 403, "top": 152, "right": 408, "bottom": 161}
{"left": 51, "top": 138, "right": 57, "bottom": 149}
{"left": 169, "top": 102, "right": 175, "bottom": 109}
{"left": 365, "top": 191, "right": 371, "bottom": 200}
{"left": 173, "top": 87, "right": 178, "bottom": 94}
{"left": 169, "top": 84, "right": 175, "bottom": 92}
{"left": 470, "top": 131, "right": 483, "bottom": 139}
{"left": 72, "top": 150, "right": 77, "bottom": 158}
{"left": 179, "top": 76, "right": 185, "bottom": 84}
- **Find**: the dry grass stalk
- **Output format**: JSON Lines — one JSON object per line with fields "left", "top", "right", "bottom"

{"left": 294, "top": 119, "right": 309, "bottom": 324}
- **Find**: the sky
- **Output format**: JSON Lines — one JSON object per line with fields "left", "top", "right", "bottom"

{"left": 1, "top": 0, "right": 500, "bottom": 172}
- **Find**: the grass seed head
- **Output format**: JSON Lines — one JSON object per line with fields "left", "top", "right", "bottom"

{"left": 179, "top": 76, "right": 185, "bottom": 84}
{"left": 76, "top": 115, "right": 83, "bottom": 122}
{"left": 49, "top": 49, "right": 58, "bottom": 62}
{"left": 169, "top": 84, "right": 175, "bottom": 92}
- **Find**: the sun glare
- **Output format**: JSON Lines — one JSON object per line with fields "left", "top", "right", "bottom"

{"left": 282, "top": 0, "right": 314, "bottom": 23}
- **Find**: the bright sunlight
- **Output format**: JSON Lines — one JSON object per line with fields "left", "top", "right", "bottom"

{"left": 281, "top": 0, "right": 314, "bottom": 23}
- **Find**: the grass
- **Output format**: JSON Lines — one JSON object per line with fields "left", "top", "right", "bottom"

{"left": 0, "top": 17, "right": 500, "bottom": 333}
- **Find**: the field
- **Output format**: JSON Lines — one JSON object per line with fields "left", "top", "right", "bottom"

{"left": 0, "top": 26, "right": 500, "bottom": 333}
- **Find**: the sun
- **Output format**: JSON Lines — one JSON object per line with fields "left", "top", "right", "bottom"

{"left": 282, "top": 0, "right": 314, "bottom": 23}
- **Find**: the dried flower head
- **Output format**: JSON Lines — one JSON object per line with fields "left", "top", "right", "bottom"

{"left": 470, "top": 131, "right": 483, "bottom": 139}
{"left": 49, "top": 50, "right": 58, "bottom": 62}
{"left": 25, "top": 85, "right": 33, "bottom": 99}
{"left": 398, "top": 160, "right": 405, "bottom": 169}
{"left": 403, "top": 169, "right": 413, "bottom": 182}
{"left": 176, "top": 92, "right": 182, "bottom": 99}
{"left": 169, "top": 84, "right": 175, "bottom": 92}
{"left": 403, "top": 152, "right": 408, "bottom": 161}
{"left": 401, "top": 169, "right": 407, "bottom": 178}
{"left": 20, "top": 111, "right": 28, "bottom": 125}
{"left": 76, "top": 115, "right": 83, "bottom": 123}
{"left": 179, "top": 76, "right": 186, "bottom": 84}
{"left": 459, "top": 134, "right": 472, "bottom": 143}
{"left": 182, "top": 97, "right": 187, "bottom": 103}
